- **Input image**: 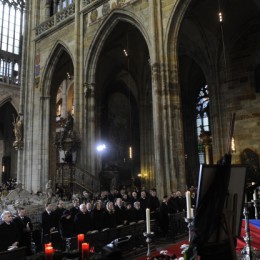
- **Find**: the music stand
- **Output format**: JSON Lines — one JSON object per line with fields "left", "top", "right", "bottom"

{"left": 195, "top": 164, "right": 247, "bottom": 259}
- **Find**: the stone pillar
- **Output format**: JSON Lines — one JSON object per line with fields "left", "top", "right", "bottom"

{"left": 54, "top": 0, "right": 59, "bottom": 14}
{"left": 61, "top": 80, "right": 68, "bottom": 118}
{"left": 0, "top": 140, "right": 4, "bottom": 184}
{"left": 37, "top": 95, "right": 51, "bottom": 193}
{"left": 45, "top": 0, "right": 51, "bottom": 18}
{"left": 84, "top": 83, "right": 96, "bottom": 174}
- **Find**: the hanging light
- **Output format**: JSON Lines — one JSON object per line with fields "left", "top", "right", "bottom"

{"left": 218, "top": 12, "right": 223, "bottom": 22}
{"left": 123, "top": 49, "right": 128, "bottom": 57}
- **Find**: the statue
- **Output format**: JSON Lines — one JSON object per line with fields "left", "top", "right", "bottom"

{"left": 13, "top": 115, "right": 23, "bottom": 142}
{"left": 45, "top": 180, "right": 53, "bottom": 203}
{"left": 13, "top": 115, "right": 24, "bottom": 150}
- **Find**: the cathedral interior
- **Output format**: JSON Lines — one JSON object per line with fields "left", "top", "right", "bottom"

{"left": 1, "top": 0, "right": 260, "bottom": 259}
{"left": 0, "top": 0, "right": 260, "bottom": 199}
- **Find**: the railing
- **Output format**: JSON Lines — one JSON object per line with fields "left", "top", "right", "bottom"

{"left": 0, "top": 247, "right": 26, "bottom": 260}
{"left": 35, "top": 0, "right": 141, "bottom": 37}
{"left": 35, "top": 3, "right": 75, "bottom": 36}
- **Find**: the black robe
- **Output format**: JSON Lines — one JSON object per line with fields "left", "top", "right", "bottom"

{"left": 13, "top": 216, "right": 33, "bottom": 255}
{"left": 74, "top": 211, "right": 92, "bottom": 234}
{"left": 0, "top": 221, "right": 20, "bottom": 251}
{"left": 59, "top": 216, "right": 75, "bottom": 238}
{"left": 92, "top": 209, "right": 105, "bottom": 231}
{"left": 103, "top": 210, "right": 116, "bottom": 229}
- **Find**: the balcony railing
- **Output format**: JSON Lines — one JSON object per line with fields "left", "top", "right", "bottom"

{"left": 35, "top": 3, "right": 75, "bottom": 36}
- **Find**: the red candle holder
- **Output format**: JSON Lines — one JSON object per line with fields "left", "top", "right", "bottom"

{"left": 45, "top": 246, "right": 54, "bottom": 260}
{"left": 77, "top": 234, "right": 85, "bottom": 251}
{"left": 44, "top": 242, "right": 52, "bottom": 250}
{"left": 82, "top": 242, "right": 89, "bottom": 260}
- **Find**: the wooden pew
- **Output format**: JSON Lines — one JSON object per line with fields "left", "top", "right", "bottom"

{"left": 0, "top": 247, "right": 26, "bottom": 260}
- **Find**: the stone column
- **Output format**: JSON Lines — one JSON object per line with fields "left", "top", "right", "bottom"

{"left": 0, "top": 140, "right": 4, "bottom": 184}
{"left": 38, "top": 95, "right": 51, "bottom": 192}
{"left": 45, "top": 0, "right": 51, "bottom": 18}
{"left": 84, "top": 83, "right": 96, "bottom": 174}
{"left": 61, "top": 80, "right": 68, "bottom": 118}
{"left": 52, "top": 0, "right": 59, "bottom": 15}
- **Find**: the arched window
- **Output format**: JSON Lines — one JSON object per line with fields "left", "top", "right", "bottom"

{"left": 0, "top": 0, "right": 24, "bottom": 84}
{"left": 196, "top": 85, "right": 210, "bottom": 164}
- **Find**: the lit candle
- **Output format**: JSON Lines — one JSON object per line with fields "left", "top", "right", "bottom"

{"left": 82, "top": 242, "right": 90, "bottom": 260}
{"left": 186, "top": 191, "right": 191, "bottom": 219}
{"left": 146, "top": 208, "right": 151, "bottom": 234}
{"left": 45, "top": 242, "right": 52, "bottom": 250}
{"left": 77, "top": 234, "right": 84, "bottom": 251}
{"left": 45, "top": 246, "right": 54, "bottom": 260}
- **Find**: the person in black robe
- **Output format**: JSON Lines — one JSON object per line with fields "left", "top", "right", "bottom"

{"left": 133, "top": 201, "right": 145, "bottom": 222}
{"left": 53, "top": 199, "right": 65, "bottom": 229}
{"left": 114, "top": 198, "right": 127, "bottom": 226}
{"left": 125, "top": 203, "right": 136, "bottom": 224}
{"left": 103, "top": 201, "right": 117, "bottom": 229}
{"left": 167, "top": 191, "right": 178, "bottom": 213}
{"left": 74, "top": 204, "right": 92, "bottom": 234}
{"left": 0, "top": 211, "right": 20, "bottom": 251}
{"left": 175, "top": 191, "right": 186, "bottom": 212}
{"left": 13, "top": 207, "right": 33, "bottom": 255}
{"left": 59, "top": 210, "right": 75, "bottom": 238}
{"left": 139, "top": 191, "right": 149, "bottom": 218}
{"left": 41, "top": 203, "right": 56, "bottom": 244}
{"left": 148, "top": 189, "right": 160, "bottom": 220}
{"left": 159, "top": 195, "right": 169, "bottom": 237}
{"left": 92, "top": 200, "right": 105, "bottom": 231}
{"left": 69, "top": 198, "right": 80, "bottom": 219}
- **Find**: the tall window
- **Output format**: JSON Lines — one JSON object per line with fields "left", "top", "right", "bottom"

{"left": 0, "top": 0, "right": 25, "bottom": 84}
{"left": 196, "top": 85, "right": 210, "bottom": 164}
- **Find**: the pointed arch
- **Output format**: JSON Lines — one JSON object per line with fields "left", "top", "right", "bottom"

{"left": 84, "top": 9, "right": 151, "bottom": 83}
{"left": 41, "top": 41, "right": 74, "bottom": 97}
{"left": 0, "top": 95, "right": 18, "bottom": 113}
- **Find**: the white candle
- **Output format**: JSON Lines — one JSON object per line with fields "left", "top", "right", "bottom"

{"left": 191, "top": 208, "right": 194, "bottom": 218}
{"left": 252, "top": 182, "right": 257, "bottom": 201}
{"left": 146, "top": 208, "right": 151, "bottom": 234}
{"left": 186, "top": 191, "right": 191, "bottom": 219}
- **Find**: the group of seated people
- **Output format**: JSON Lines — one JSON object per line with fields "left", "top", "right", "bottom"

{"left": 42, "top": 187, "right": 197, "bottom": 243}
{"left": 42, "top": 195, "right": 153, "bottom": 242}
{"left": 0, "top": 187, "right": 197, "bottom": 255}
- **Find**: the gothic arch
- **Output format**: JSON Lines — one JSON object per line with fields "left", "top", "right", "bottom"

{"left": 85, "top": 10, "right": 151, "bottom": 83}
{"left": 0, "top": 95, "right": 18, "bottom": 114}
{"left": 37, "top": 41, "right": 75, "bottom": 188}
{"left": 82, "top": 10, "right": 152, "bottom": 185}
{"left": 41, "top": 41, "right": 74, "bottom": 97}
